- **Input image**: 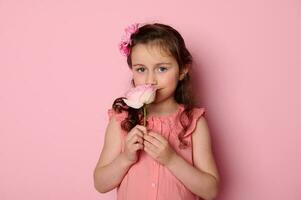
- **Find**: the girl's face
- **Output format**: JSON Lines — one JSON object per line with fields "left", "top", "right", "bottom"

{"left": 130, "top": 43, "right": 182, "bottom": 104}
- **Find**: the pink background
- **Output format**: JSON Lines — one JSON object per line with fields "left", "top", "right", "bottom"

{"left": 1, "top": 0, "right": 300, "bottom": 199}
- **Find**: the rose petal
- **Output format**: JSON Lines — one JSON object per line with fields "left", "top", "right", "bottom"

{"left": 123, "top": 98, "right": 144, "bottom": 109}
{"left": 123, "top": 84, "right": 157, "bottom": 109}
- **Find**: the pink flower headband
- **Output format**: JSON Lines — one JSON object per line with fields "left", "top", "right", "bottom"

{"left": 118, "top": 23, "right": 143, "bottom": 57}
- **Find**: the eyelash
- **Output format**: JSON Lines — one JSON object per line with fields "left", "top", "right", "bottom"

{"left": 136, "top": 66, "right": 168, "bottom": 73}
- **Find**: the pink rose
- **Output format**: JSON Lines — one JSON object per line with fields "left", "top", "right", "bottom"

{"left": 123, "top": 84, "right": 157, "bottom": 126}
{"left": 123, "top": 84, "right": 157, "bottom": 109}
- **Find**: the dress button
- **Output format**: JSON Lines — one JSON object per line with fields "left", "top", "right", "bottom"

{"left": 151, "top": 183, "right": 156, "bottom": 187}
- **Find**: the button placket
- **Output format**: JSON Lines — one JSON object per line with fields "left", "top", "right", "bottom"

{"left": 150, "top": 161, "right": 159, "bottom": 199}
{"left": 149, "top": 118, "right": 162, "bottom": 200}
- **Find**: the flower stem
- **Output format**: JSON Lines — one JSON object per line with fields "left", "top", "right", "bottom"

{"left": 143, "top": 104, "right": 146, "bottom": 126}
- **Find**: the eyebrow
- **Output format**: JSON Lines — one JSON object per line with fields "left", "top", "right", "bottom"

{"left": 132, "top": 62, "right": 172, "bottom": 67}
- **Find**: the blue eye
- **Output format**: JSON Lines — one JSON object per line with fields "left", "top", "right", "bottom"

{"left": 136, "top": 67, "right": 145, "bottom": 72}
{"left": 158, "top": 66, "right": 168, "bottom": 72}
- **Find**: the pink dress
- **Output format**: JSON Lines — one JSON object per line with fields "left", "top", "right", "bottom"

{"left": 108, "top": 104, "right": 206, "bottom": 200}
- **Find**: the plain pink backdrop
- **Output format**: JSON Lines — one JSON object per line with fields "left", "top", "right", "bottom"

{"left": 0, "top": 0, "right": 300, "bottom": 199}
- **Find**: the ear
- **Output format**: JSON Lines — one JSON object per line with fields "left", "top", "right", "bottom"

{"left": 179, "top": 64, "right": 190, "bottom": 81}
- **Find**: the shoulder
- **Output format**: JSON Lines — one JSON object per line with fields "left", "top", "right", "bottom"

{"left": 190, "top": 106, "right": 208, "bottom": 140}
{"left": 192, "top": 115, "right": 209, "bottom": 139}
{"left": 182, "top": 106, "right": 206, "bottom": 137}
{"left": 107, "top": 108, "right": 128, "bottom": 123}
{"left": 191, "top": 107, "right": 208, "bottom": 141}
{"left": 182, "top": 106, "right": 206, "bottom": 122}
{"left": 192, "top": 106, "right": 206, "bottom": 117}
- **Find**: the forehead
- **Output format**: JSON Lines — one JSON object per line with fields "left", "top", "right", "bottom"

{"left": 131, "top": 43, "right": 176, "bottom": 65}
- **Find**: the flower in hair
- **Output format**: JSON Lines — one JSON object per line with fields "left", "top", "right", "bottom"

{"left": 119, "top": 23, "right": 141, "bottom": 56}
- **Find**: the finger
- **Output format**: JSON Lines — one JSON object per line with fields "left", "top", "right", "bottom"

{"left": 148, "top": 132, "right": 167, "bottom": 144}
{"left": 143, "top": 134, "right": 161, "bottom": 148}
{"left": 131, "top": 135, "right": 143, "bottom": 144}
{"left": 134, "top": 143, "right": 144, "bottom": 151}
{"left": 128, "top": 134, "right": 143, "bottom": 145}
{"left": 135, "top": 125, "right": 147, "bottom": 134}
{"left": 144, "top": 142, "right": 157, "bottom": 157}
{"left": 136, "top": 136, "right": 144, "bottom": 144}
{"left": 127, "top": 128, "right": 144, "bottom": 142}
{"left": 143, "top": 139, "right": 158, "bottom": 153}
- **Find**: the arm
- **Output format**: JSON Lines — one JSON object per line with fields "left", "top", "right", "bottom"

{"left": 93, "top": 116, "right": 134, "bottom": 193}
{"left": 166, "top": 116, "right": 220, "bottom": 200}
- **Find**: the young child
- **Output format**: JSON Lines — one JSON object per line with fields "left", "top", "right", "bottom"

{"left": 93, "top": 22, "right": 220, "bottom": 200}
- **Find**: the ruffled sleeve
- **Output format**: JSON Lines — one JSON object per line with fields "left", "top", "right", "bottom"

{"left": 183, "top": 107, "right": 206, "bottom": 137}
{"left": 107, "top": 108, "right": 128, "bottom": 124}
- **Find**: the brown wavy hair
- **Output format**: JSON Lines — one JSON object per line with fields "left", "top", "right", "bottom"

{"left": 112, "top": 23, "right": 198, "bottom": 149}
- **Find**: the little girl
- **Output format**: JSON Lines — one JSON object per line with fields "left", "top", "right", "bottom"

{"left": 93, "top": 22, "right": 220, "bottom": 200}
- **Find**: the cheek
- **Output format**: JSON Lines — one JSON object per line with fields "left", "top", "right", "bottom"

{"left": 168, "top": 77, "right": 178, "bottom": 84}
{"left": 161, "top": 73, "right": 178, "bottom": 86}
{"left": 157, "top": 78, "right": 178, "bottom": 97}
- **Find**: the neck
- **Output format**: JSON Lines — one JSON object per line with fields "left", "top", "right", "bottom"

{"left": 147, "top": 98, "right": 180, "bottom": 117}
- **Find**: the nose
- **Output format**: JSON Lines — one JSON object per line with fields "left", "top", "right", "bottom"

{"left": 146, "top": 71, "right": 157, "bottom": 85}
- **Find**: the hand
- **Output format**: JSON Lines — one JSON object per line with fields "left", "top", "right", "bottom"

{"left": 123, "top": 125, "right": 147, "bottom": 165}
{"left": 143, "top": 131, "right": 177, "bottom": 166}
